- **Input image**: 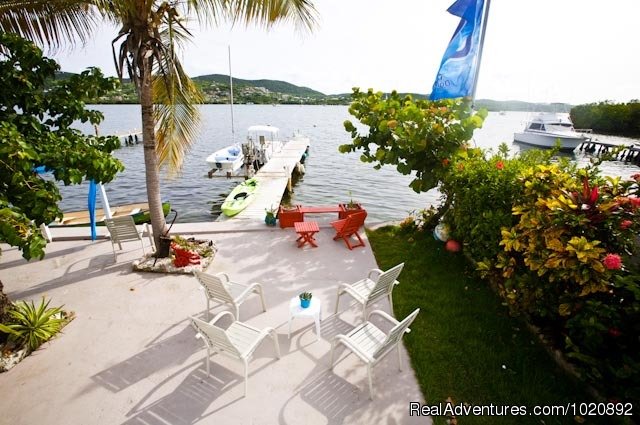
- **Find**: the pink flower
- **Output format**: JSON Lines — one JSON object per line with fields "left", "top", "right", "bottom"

{"left": 631, "top": 173, "right": 640, "bottom": 181}
{"left": 620, "top": 220, "right": 633, "bottom": 230}
{"left": 603, "top": 253, "right": 623, "bottom": 270}
{"left": 496, "top": 161, "right": 504, "bottom": 170}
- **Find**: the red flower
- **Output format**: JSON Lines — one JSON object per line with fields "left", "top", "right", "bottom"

{"left": 442, "top": 158, "right": 450, "bottom": 167}
{"left": 631, "top": 173, "right": 640, "bottom": 181}
{"left": 631, "top": 198, "right": 640, "bottom": 209}
{"left": 603, "top": 253, "right": 623, "bottom": 270}
{"left": 608, "top": 327, "right": 622, "bottom": 338}
{"left": 620, "top": 219, "right": 633, "bottom": 230}
{"left": 496, "top": 161, "right": 504, "bottom": 170}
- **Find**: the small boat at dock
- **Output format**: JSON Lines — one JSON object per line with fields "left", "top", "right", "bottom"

{"left": 206, "top": 125, "right": 285, "bottom": 177}
{"left": 205, "top": 144, "right": 244, "bottom": 173}
{"left": 514, "top": 113, "right": 591, "bottom": 152}
{"left": 221, "top": 178, "right": 260, "bottom": 217}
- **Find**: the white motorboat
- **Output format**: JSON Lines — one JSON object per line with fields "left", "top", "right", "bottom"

{"left": 244, "top": 125, "right": 285, "bottom": 168}
{"left": 205, "top": 144, "right": 244, "bottom": 173}
{"left": 514, "top": 113, "right": 591, "bottom": 152}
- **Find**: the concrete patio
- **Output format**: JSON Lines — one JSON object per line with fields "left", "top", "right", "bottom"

{"left": 0, "top": 221, "right": 428, "bottom": 425}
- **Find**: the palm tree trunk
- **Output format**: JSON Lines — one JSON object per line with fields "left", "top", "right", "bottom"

{"left": 140, "top": 56, "right": 168, "bottom": 251}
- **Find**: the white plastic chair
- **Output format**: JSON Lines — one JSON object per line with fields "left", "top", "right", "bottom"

{"left": 104, "top": 216, "right": 145, "bottom": 262}
{"left": 334, "top": 263, "right": 404, "bottom": 319}
{"left": 190, "top": 313, "right": 280, "bottom": 396}
{"left": 194, "top": 271, "right": 267, "bottom": 320}
{"left": 330, "top": 308, "right": 420, "bottom": 399}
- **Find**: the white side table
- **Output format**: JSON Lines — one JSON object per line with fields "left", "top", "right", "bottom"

{"left": 288, "top": 296, "right": 322, "bottom": 341}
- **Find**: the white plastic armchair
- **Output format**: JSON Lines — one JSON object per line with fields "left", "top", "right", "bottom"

{"left": 334, "top": 263, "right": 404, "bottom": 319}
{"left": 194, "top": 271, "right": 267, "bottom": 320}
{"left": 190, "top": 312, "right": 280, "bottom": 396}
{"left": 104, "top": 216, "right": 145, "bottom": 262}
{"left": 330, "top": 308, "right": 420, "bottom": 399}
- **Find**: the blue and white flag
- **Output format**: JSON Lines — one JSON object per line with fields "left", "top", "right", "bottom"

{"left": 430, "top": 0, "right": 485, "bottom": 100}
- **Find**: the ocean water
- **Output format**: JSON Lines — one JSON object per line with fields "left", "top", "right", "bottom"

{"left": 60, "top": 105, "right": 640, "bottom": 224}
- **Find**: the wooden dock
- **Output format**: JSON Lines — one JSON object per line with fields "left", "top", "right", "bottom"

{"left": 578, "top": 140, "right": 640, "bottom": 163}
{"left": 217, "top": 136, "right": 310, "bottom": 222}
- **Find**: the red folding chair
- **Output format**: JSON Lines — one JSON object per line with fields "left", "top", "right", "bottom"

{"left": 330, "top": 210, "right": 367, "bottom": 250}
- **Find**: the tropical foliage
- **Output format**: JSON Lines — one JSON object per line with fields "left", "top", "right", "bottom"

{"left": 476, "top": 165, "right": 640, "bottom": 402}
{"left": 0, "top": 297, "right": 66, "bottom": 351}
{"left": 0, "top": 0, "right": 99, "bottom": 51}
{"left": 0, "top": 33, "right": 123, "bottom": 260}
{"left": 341, "top": 88, "right": 486, "bottom": 194}
{"left": 571, "top": 101, "right": 640, "bottom": 138}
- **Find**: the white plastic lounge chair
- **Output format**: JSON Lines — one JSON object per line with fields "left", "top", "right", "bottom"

{"left": 330, "top": 308, "right": 420, "bottom": 399}
{"left": 104, "top": 216, "right": 145, "bottom": 262}
{"left": 334, "top": 263, "right": 404, "bottom": 319}
{"left": 194, "top": 271, "right": 267, "bottom": 320}
{"left": 190, "top": 313, "right": 280, "bottom": 396}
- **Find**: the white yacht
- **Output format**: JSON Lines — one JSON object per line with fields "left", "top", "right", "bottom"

{"left": 514, "top": 113, "right": 591, "bottom": 152}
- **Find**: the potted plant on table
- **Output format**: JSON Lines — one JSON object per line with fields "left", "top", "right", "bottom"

{"left": 299, "top": 292, "right": 313, "bottom": 309}
{"left": 265, "top": 205, "right": 278, "bottom": 226}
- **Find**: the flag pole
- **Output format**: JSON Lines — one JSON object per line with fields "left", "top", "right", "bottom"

{"left": 470, "top": 0, "right": 491, "bottom": 106}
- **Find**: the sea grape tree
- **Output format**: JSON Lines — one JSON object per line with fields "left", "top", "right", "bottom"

{"left": 340, "top": 88, "right": 486, "bottom": 193}
{"left": 0, "top": 34, "right": 124, "bottom": 260}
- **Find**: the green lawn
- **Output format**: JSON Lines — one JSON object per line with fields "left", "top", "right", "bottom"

{"left": 367, "top": 226, "right": 602, "bottom": 425}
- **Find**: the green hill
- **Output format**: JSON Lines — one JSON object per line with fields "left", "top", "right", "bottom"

{"left": 194, "top": 74, "right": 325, "bottom": 98}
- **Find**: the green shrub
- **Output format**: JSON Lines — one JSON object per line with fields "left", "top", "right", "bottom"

{"left": 440, "top": 144, "right": 558, "bottom": 264}
{"left": 0, "top": 298, "right": 66, "bottom": 351}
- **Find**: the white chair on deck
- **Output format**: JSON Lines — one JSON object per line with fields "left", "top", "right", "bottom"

{"left": 334, "top": 263, "right": 404, "bottom": 319}
{"left": 190, "top": 313, "right": 280, "bottom": 396}
{"left": 330, "top": 308, "right": 420, "bottom": 399}
{"left": 104, "top": 216, "right": 145, "bottom": 262}
{"left": 194, "top": 271, "right": 267, "bottom": 320}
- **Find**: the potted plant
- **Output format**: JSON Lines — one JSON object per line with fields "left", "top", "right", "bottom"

{"left": 339, "top": 191, "right": 364, "bottom": 219}
{"left": 299, "top": 291, "right": 312, "bottom": 309}
{"left": 265, "top": 205, "right": 277, "bottom": 226}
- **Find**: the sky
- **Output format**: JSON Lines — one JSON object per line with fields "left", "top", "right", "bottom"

{"left": 51, "top": 0, "right": 640, "bottom": 105}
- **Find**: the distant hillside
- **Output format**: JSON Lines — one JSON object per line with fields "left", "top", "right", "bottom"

{"left": 53, "top": 70, "right": 575, "bottom": 109}
{"left": 194, "top": 74, "right": 326, "bottom": 98}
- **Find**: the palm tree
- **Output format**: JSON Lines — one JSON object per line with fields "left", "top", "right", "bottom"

{"left": 0, "top": 0, "right": 318, "bottom": 252}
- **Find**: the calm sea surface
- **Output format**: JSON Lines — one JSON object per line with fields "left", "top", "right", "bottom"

{"left": 61, "top": 105, "right": 640, "bottom": 224}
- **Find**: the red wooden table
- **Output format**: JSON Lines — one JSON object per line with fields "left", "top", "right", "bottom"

{"left": 294, "top": 221, "right": 320, "bottom": 248}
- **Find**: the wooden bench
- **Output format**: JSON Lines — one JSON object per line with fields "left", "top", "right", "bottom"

{"left": 278, "top": 204, "right": 365, "bottom": 228}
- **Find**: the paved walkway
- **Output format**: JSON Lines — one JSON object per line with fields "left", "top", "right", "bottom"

{"left": 0, "top": 221, "right": 428, "bottom": 425}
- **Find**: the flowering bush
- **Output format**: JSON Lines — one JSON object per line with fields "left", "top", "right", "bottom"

{"left": 475, "top": 162, "right": 640, "bottom": 401}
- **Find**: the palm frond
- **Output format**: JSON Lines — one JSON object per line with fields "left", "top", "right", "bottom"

{"left": 230, "top": 0, "right": 318, "bottom": 32}
{"left": 153, "top": 58, "right": 203, "bottom": 175}
{"left": 185, "top": 0, "right": 318, "bottom": 33}
{"left": 0, "top": 0, "right": 100, "bottom": 52}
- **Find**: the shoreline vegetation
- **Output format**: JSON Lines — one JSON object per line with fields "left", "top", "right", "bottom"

{"left": 53, "top": 71, "right": 581, "bottom": 112}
